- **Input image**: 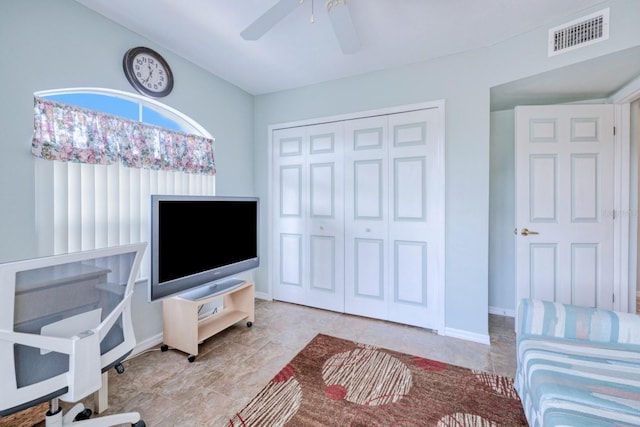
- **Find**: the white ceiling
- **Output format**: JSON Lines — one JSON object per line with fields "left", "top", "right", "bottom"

{"left": 75, "top": 0, "right": 637, "bottom": 105}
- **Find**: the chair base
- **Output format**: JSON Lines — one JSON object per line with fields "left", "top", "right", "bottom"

{"left": 45, "top": 400, "right": 144, "bottom": 427}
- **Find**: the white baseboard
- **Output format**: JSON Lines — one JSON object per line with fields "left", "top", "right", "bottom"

{"left": 130, "top": 332, "right": 163, "bottom": 358}
{"left": 488, "top": 306, "right": 516, "bottom": 317}
{"left": 444, "top": 327, "right": 490, "bottom": 345}
{"left": 255, "top": 291, "right": 271, "bottom": 300}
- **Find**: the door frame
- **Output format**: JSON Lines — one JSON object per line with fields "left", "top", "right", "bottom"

{"left": 610, "top": 74, "right": 640, "bottom": 313}
{"left": 613, "top": 103, "right": 630, "bottom": 313}
{"left": 266, "top": 100, "right": 446, "bottom": 332}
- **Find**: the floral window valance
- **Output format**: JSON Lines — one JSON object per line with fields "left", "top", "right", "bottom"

{"left": 31, "top": 96, "right": 216, "bottom": 175}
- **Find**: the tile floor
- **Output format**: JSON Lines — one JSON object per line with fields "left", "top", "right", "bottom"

{"left": 31, "top": 299, "right": 518, "bottom": 426}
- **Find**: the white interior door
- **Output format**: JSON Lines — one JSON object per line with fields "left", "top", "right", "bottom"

{"left": 306, "top": 123, "right": 345, "bottom": 311}
{"left": 344, "top": 116, "right": 390, "bottom": 319}
{"left": 515, "top": 104, "right": 615, "bottom": 309}
{"left": 387, "top": 109, "right": 444, "bottom": 327}
{"left": 272, "top": 123, "right": 345, "bottom": 311}
{"left": 273, "top": 126, "right": 306, "bottom": 306}
{"left": 344, "top": 108, "right": 444, "bottom": 329}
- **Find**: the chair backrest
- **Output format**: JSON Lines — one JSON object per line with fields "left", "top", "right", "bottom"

{"left": 0, "top": 243, "right": 146, "bottom": 417}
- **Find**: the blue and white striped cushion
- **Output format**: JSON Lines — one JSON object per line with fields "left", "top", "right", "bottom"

{"left": 516, "top": 338, "right": 640, "bottom": 426}
{"left": 516, "top": 299, "right": 640, "bottom": 426}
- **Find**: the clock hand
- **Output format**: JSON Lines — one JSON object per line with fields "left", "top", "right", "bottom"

{"left": 143, "top": 67, "right": 154, "bottom": 84}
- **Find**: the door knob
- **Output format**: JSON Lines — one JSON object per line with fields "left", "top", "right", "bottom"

{"left": 520, "top": 228, "right": 539, "bottom": 236}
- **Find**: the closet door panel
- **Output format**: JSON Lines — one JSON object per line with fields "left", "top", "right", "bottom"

{"left": 280, "top": 165, "right": 302, "bottom": 216}
{"left": 388, "top": 109, "right": 444, "bottom": 328}
{"left": 273, "top": 128, "right": 307, "bottom": 305}
{"left": 310, "top": 235, "right": 336, "bottom": 292}
{"left": 354, "top": 238, "right": 385, "bottom": 295}
{"left": 280, "top": 233, "right": 303, "bottom": 286}
{"left": 394, "top": 157, "right": 426, "bottom": 220}
{"left": 354, "top": 160, "right": 383, "bottom": 219}
{"left": 306, "top": 123, "right": 345, "bottom": 311}
{"left": 273, "top": 123, "right": 344, "bottom": 311}
{"left": 394, "top": 240, "right": 427, "bottom": 304}
{"left": 344, "top": 116, "right": 389, "bottom": 318}
{"left": 310, "top": 163, "right": 334, "bottom": 217}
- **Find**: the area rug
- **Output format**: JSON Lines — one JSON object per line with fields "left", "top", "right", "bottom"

{"left": 0, "top": 402, "right": 47, "bottom": 427}
{"left": 228, "top": 334, "right": 527, "bottom": 426}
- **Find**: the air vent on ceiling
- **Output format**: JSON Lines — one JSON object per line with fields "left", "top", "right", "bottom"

{"left": 548, "top": 8, "right": 609, "bottom": 56}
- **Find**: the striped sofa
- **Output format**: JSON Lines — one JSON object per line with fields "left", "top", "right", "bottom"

{"left": 515, "top": 299, "right": 640, "bottom": 426}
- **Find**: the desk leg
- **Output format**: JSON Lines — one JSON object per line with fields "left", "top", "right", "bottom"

{"left": 94, "top": 371, "right": 109, "bottom": 413}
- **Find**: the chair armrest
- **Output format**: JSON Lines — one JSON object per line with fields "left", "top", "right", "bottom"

{"left": 65, "top": 329, "right": 101, "bottom": 401}
{"left": 0, "top": 329, "right": 74, "bottom": 355}
{"left": 0, "top": 328, "right": 103, "bottom": 403}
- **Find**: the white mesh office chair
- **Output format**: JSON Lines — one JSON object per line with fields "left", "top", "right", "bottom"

{"left": 0, "top": 243, "right": 147, "bottom": 426}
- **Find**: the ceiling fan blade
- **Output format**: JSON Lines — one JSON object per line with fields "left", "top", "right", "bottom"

{"left": 241, "top": 0, "right": 301, "bottom": 40}
{"left": 328, "top": 2, "right": 360, "bottom": 54}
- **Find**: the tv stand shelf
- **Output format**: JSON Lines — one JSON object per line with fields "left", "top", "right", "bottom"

{"left": 161, "top": 280, "right": 254, "bottom": 361}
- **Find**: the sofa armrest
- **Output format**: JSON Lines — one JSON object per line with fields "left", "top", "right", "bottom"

{"left": 517, "top": 298, "right": 640, "bottom": 345}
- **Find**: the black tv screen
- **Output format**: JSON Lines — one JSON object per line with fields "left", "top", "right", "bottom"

{"left": 149, "top": 195, "right": 259, "bottom": 301}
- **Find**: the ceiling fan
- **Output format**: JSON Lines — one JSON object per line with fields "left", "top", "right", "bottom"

{"left": 241, "top": 0, "right": 360, "bottom": 54}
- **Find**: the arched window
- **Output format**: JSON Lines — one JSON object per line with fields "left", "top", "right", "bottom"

{"left": 33, "top": 88, "right": 216, "bottom": 279}
{"left": 38, "top": 87, "right": 210, "bottom": 135}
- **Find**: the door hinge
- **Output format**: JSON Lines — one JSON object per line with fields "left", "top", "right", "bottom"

{"left": 613, "top": 126, "right": 616, "bottom": 136}
{"left": 613, "top": 293, "right": 615, "bottom": 303}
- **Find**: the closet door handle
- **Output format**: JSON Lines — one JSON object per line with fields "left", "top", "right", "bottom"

{"left": 520, "top": 228, "right": 539, "bottom": 236}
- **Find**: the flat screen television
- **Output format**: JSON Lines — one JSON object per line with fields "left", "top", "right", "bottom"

{"left": 149, "top": 195, "right": 259, "bottom": 302}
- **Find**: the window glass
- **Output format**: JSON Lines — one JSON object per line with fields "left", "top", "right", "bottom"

{"left": 43, "top": 93, "right": 184, "bottom": 131}
{"left": 44, "top": 93, "right": 139, "bottom": 121}
{"left": 142, "top": 106, "right": 183, "bottom": 131}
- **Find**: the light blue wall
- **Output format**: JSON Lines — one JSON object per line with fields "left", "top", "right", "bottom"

{"left": 489, "top": 110, "right": 516, "bottom": 315}
{"left": 2, "top": 0, "right": 639, "bottom": 343}
{"left": 253, "top": 0, "right": 640, "bottom": 337}
{"left": 0, "top": 0, "right": 254, "bottom": 342}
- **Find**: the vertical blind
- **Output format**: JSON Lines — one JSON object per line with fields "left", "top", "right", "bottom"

{"left": 32, "top": 96, "right": 215, "bottom": 279}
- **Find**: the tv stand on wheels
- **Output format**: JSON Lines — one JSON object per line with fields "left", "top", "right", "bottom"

{"left": 161, "top": 280, "right": 254, "bottom": 362}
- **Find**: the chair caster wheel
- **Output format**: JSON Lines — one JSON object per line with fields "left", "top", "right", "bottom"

{"left": 132, "top": 420, "right": 146, "bottom": 427}
{"left": 247, "top": 321, "right": 253, "bottom": 327}
{"left": 187, "top": 355, "right": 196, "bottom": 363}
{"left": 160, "top": 344, "right": 169, "bottom": 352}
{"left": 115, "top": 363, "right": 125, "bottom": 374}
{"left": 74, "top": 408, "right": 92, "bottom": 421}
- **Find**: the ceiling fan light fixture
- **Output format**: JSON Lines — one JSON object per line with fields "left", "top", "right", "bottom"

{"left": 326, "top": 0, "right": 346, "bottom": 12}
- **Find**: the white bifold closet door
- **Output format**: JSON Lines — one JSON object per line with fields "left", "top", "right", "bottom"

{"left": 273, "top": 122, "right": 345, "bottom": 312}
{"left": 272, "top": 106, "right": 444, "bottom": 331}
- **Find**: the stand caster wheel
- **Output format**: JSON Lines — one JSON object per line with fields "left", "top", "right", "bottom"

{"left": 187, "top": 355, "right": 196, "bottom": 363}
{"left": 247, "top": 321, "right": 253, "bottom": 327}
{"left": 160, "top": 345, "right": 169, "bottom": 352}
{"left": 115, "top": 363, "right": 125, "bottom": 374}
{"left": 132, "top": 420, "right": 146, "bottom": 427}
{"left": 74, "top": 408, "right": 92, "bottom": 421}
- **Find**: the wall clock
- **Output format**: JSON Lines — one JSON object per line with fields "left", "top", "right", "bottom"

{"left": 123, "top": 46, "right": 174, "bottom": 98}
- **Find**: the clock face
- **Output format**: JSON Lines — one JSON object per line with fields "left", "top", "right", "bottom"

{"left": 123, "top": 47, "right": 174, "bottom": 97}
